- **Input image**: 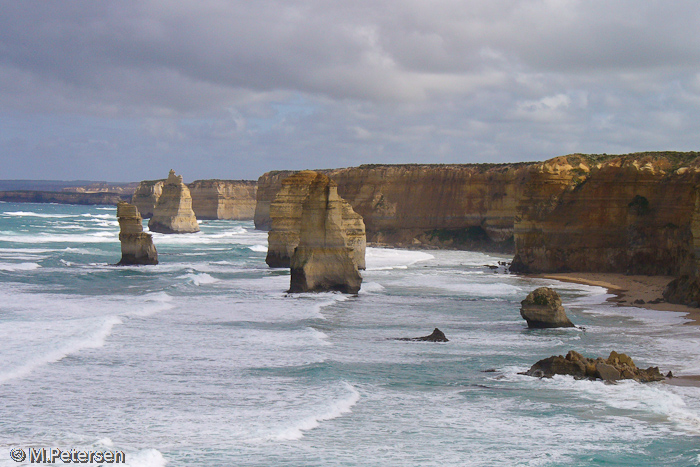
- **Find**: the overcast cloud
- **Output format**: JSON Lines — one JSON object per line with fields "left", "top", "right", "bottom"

{"left": 1, "top": 0, "right": 700, "bottom": 181}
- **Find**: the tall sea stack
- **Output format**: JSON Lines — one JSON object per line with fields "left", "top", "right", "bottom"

{"left": 289, "top": 172, "right": 363, "bottom": 294}
{"left": 148, "top": 170, "right": 200, "bottom": 234}
{"left": 116, "top": 201, "right": 158, "bottom": 265}
{"left": 266, "top": 171, "right": 366, "bottom": 269}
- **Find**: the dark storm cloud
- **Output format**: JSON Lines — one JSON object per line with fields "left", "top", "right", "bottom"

{"left": 1, "top": 1, "right": 700, "bottom": 180}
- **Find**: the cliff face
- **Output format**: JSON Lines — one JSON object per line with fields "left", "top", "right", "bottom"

{"left": 134, "top": 179, "right": 257, "bottom": 220}
{"left": 132, "top": 180, "right": 164, "bottom": 218}
{"left": 256, "top": 153, "right": 700, "bottom": 280}
{"left": 62, "top": 182, "right": 140, "bottom": 195}
{"left": 266, "top": 171, "right": 366, "bottom": 269}
{"left": 188, "top": 180, "right": 257, "bottom": 220}
{"left": 256, "top": 164, "right": 532, "bottom": 251}
{"left": 116, "top": 202, "right": 158, "bottom": 265}
{"left": 289, "top": 173, "right": 362, "bottom": 294}
{"left": 511, "top": 153, "right": 700, "bottom": 275}
{"left": 254, "top": 170, "right": 295, "bottom": 230}
{"left": 148, "top": 170, "right": 200, "bottom": 234}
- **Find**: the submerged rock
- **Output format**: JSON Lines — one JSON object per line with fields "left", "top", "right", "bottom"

{"left": 525, "top": 350, "right": 665, "bottom": 383}
{"left": 116, "top": 201, "right": 158, "bottom": 265}
{"left": 396, "top": 328, "right": 449, "bottom": 342}
{"left": 148, "top": 170, "right": 200, "bottom": 234}
{"left": 520, "top": 287, "right": 575, "bottom": 328}
{"left": 289, "top": 172, "right": 362, "bottom": 294}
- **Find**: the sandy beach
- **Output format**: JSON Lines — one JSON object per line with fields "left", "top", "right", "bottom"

{"left": 537, "top": 272, "right": 700, "bottom": 326}
{"left": 537, "top": 272, "right": 700, "bottom": 385}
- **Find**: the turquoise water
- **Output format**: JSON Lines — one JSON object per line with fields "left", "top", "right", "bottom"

{"left": 0, "top": 202, "right": 699, "bottom": 466}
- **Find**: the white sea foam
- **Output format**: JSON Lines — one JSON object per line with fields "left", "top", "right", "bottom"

{"left": 365, "top": 248, "right": 434, "bottom": 270}
{"left": 0, "top": 253, "right": 46, "bottom": 260}
{"left": 123, "top": 449, "right": 168, "bottom": 467}
{"left": 3, "top": 211, "right": 72, "bottom": 218}
{"left": 90, "top": 231, "right": 116, "bottom": 237}
{"left": 122, "top": 292, "right": 175, "bottom": 318}
{"left": 209, "top": 228, "right": 248, "bottom": 238}
{"left": 287, "top": 292, "right": 350, "bottom": 319}
{"left": 0, "top": 316, "right": 122, "bottom": 384}
{"left": 0, "top": 262, "right": 41, "bottom": 271}
{"left": 265, "top": 383, "right": 360, "bottom": 441}
{"left": 0, "top": 233, "right": 118, "bottom": 244}
{"left": 359, "top": 281, "right": 385, "bottom": 294}
{"left": 248, "top": 244, "right": 268, "bottom": 252}
{"left": 178, "top": 272, "right": 220, "bottom": 286}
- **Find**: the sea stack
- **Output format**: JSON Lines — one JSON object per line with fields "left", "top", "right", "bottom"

{"left": 148, "top": 170, "right": 200, "bottom": 234}
{"left": 116, "top": 201, "right": 158, "bottom": 265}
{"left": 267, "top": 171, "right": 366, "bottom": 269}
{"left": 131, "top": 179, "right": 165, "bottom": 218}
{"left": 520, "top": 287, "right": 575, "bottom": 328}
{"left": 289, "top": 172, "right": 362, "bottom": 294}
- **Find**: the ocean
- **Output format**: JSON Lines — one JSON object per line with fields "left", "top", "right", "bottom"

{"left": 0, "top": 202, "right": 699, "bottom": 466}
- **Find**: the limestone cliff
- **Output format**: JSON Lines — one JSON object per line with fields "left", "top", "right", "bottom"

{"left": 289, "top": 173, "right": 362, "bottom": 294}
{"left": 256, "top": 152, "right": 700, "bottom": 304}
{"left": 511, "top": 153, "right": 700, "bottom": 275}
{"left": 255, "top": 170, "right": 295, "bottom": 230}
{"left": 148, "top": 170, "right": 200, "bottom": 234}
{"left": 134, "top": 178, "right": 257, "bottom": 220}
{"left": 266, "top": 171, "right": 366, "bottom": 269}
{"left": 116, "top": 202, "right": 158, "bottom": 265}
{"left": 189, "top": 180, "right": 257, "bottom": 220}
{"left": 132, "top": 180, "right": 164, "bottom": 218}
{"left": 256, "top": 164, "right": 532, "bottom": 252}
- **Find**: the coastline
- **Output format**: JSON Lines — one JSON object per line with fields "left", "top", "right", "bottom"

{"left": 536, "top": 272, "right": 700, "bottom": 387}
{"left": 535, "top": 272, "right": 700, "bottom": 326}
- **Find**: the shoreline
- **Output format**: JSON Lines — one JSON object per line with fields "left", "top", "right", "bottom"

{"left": 535, "top": 272, "right": 700, "bottom": 326}
{"left": 535, "top": 272, "right": 700, "bottom": 387}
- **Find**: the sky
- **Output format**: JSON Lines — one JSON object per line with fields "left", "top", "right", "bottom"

{"left": 1, "top": 1, "right": 700, "bottom": 182}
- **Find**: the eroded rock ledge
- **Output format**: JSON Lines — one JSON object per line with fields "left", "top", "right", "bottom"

{"left": 524, "top": 350, "right": 665, "bottom": 383}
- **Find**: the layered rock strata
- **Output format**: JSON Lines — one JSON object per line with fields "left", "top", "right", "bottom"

{"left": 148, "top": 170, "right": 200, "bottom": 234}
{"left": 254, "top": 152, "right": 700, "bottom": 305}
{"left": 188, "top": 180, "right": 257, "bottom": 220}
{"left": 520, "top": 287, "right": 574, "bottom": 328}
{"left": 266, "top": 171, "right": 366, "bottom": 269}
{"left": 132, "top": 180, "right": 164, "bottom": 218}
{"left": 256, "top": 164, "right": 532, "bottom": 251}
{"left": 663, "top": 188, "right": 700, "bottom": 306}
{"left": 511, "top": 153, "right": 700, "bottom": 275}
{"left": 525, "top": 350, "right": 665, "bottom": 383}
{"left": 133, "top": 179, "right": 257, "bottom": 220}
{"left": 289, "top": 173, "right": 362, "bottom": 294}
{"left": 116, "top": 202, "right": 158, "bottom": 265}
